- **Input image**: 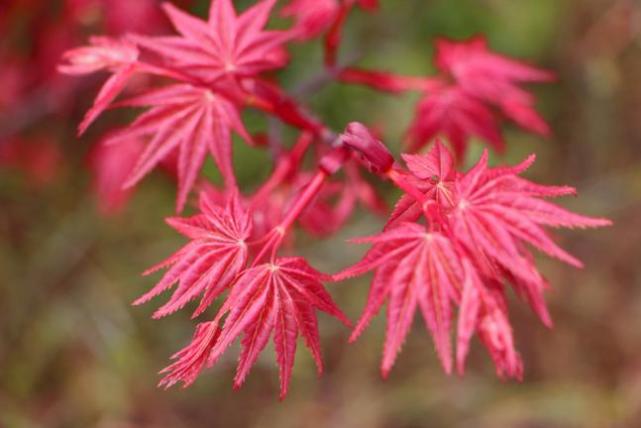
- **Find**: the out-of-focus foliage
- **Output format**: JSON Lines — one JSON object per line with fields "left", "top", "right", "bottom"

{"left": 1, "top": 0, "right": 640, "bottom": 427}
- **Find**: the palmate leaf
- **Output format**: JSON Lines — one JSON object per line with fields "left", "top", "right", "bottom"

{"left": 387, "top": 141, "right": 456, "bottom": 228}
{"left": 395, "top": 144, "right": 610, "bottom": 280}
{"left": 281, "top": 0, "right": 340, "bottom": 39}
{"left": 407, "top": 83, "right": 504, "bottom": 158}
{"left": 435, "top": 36, "right": 554, "bottom": 136}
{"left": 337, "top": 222, "right": 526, "bottom": 379}
{"left": 134, "top": 191, "right": 251, "bottom": 318}
{"left": 160, "top": 257, "right": 350, "bottom": 399}
{"left": 436, "top": 37, "right": 554, "bottom": 89}
{"left": 130, "top": 0, "right": 290, "bottom": 84}
{"left": 107, "top": 84, "right": 250, "bottom": 211}
{"left": 443, "top": 150, "right": 610, "bottom": 326}
{"left": 282, "top": 0, "right": 378, "bottom": 40}
{"left": 339, "top": 143, "right": 610, "bottom": 379}
{"left": 449, "top": 150, "right": 611, "bottom": 284}
{"left": 58, "top": 36, "right": 140, "bottom": 135}
{"left": 335, "top": 222, "right": 466, "bottom": 376}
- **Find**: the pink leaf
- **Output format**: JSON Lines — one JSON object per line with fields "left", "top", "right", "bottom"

{"left": 135, "top": 192, "right": 251, "bottom": 318}
{"left": 163, "top": 257, "right": 348, "bottom": 397}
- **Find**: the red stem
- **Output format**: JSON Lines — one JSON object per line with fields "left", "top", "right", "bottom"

{"left": 324, "top": 4, "right": 353, "bottom": 68}
{"left": 244, "top": 78, "right": 328, "bottom": 137}
{"left": 252, "top": 170, "right": 329, "bottom": 265}
{"left": 279, "top": 170, "right": 328, "bottom": 233}
{"left": 138, "top": 62, "right": 323, "bottom": 135}
{"left": 337, "top": 68, "right": 443, "bottom": 93}
{"left": 251, "top": 132, "right": 314, "bottom": 206}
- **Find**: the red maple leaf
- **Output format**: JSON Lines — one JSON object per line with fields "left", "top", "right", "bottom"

{"left": 58, "top": 36, "right": 139, "bottom": 135}
{"left": 335, "top": 222, "right": 466, "bottom": 376}
{"left": 337, "top": 143, "right": 611, "bottom": 378}
{"left": 282, "top": 0, "right": 377, "bottom": 40}
{"left": 397, "top": 146, "right": 609, "bottom": 325}
{"left": 435, "top": 37, "right": 554, "bottom": 136}
{"left": 446, "top": 150, "right": 611, "bottom": 325}
{"left": 386, "top": 141, "right": 456, "bottom": 228}
{"left": 335, "top": 222, "right": 527, "bottom": 379}
{"left": 160, "top": 257, "right": 350, "bottom": 398}
{"left": 406, "top": 83, "right": 504, "bottom": 158}
{"left": 449, "top": 149, "right": 611, "bottom": 287}
{"left": 134, "top": 191, "right": 251, "bottom": 319}
{"left": 390, "top": 144, "right": 610, "bottom": 279}
{"left": 107, "top": 84, "right": 250, "bottom": 210}
{"left": 131, "top": 0, "right": 290, "bottom": 84}
{"left": 282, "top": 0, "right": 339, "bottom": 39}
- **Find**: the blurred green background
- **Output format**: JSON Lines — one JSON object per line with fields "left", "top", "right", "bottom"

{"left": 1, "top": 0, "right": 640, "bottom": 427}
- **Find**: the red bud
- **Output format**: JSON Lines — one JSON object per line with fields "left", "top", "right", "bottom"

{"left": 341, "top": 122, "right": 394, "bottom": 174}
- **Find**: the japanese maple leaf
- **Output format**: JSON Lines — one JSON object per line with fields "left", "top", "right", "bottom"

{"left": 393, "top": 145, "right": 610, "bottom": 305}
{"left": 339, "top": 144, "right": 610, "bottom": 378}
{"left": 335, "top": 222, "right": 467, "bottom": 376}
{"left": 282, "top": 0, "right": 338, "bottom": 39}
{"left": 160, "top": 257, "right": 350, "bottom": 398}
{"left": 107, "top": 84, "right": 250, "bottom": 211}
{"left": 58, "top": 36, "right": 139, "bottom": 134}
{"left": 134, "top": 191, "right": 251, "bottom": 319}
{"left": 406, "top": 83, "right": 504, "bottom": 159}
{"left": 282, "top": 0, "right": 378, "bottom": 40}
{"left": 435, "top": 37, "right": 554, "bottom": 136}
{"left": 448, "top": 150, "right": 611, "bottom": 291}
{"left": 390, "top": 145, "right": 611, "bottom": 285}
{"left": 131, "top": 0, "right": 290, "bottom": 84}
{"left": 386, "top": 141, "right": 457, "bottom": 228}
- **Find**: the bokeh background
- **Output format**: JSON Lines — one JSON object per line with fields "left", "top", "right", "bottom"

{"left": 1, "top": 0, "right": 640, "bottom": 427}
